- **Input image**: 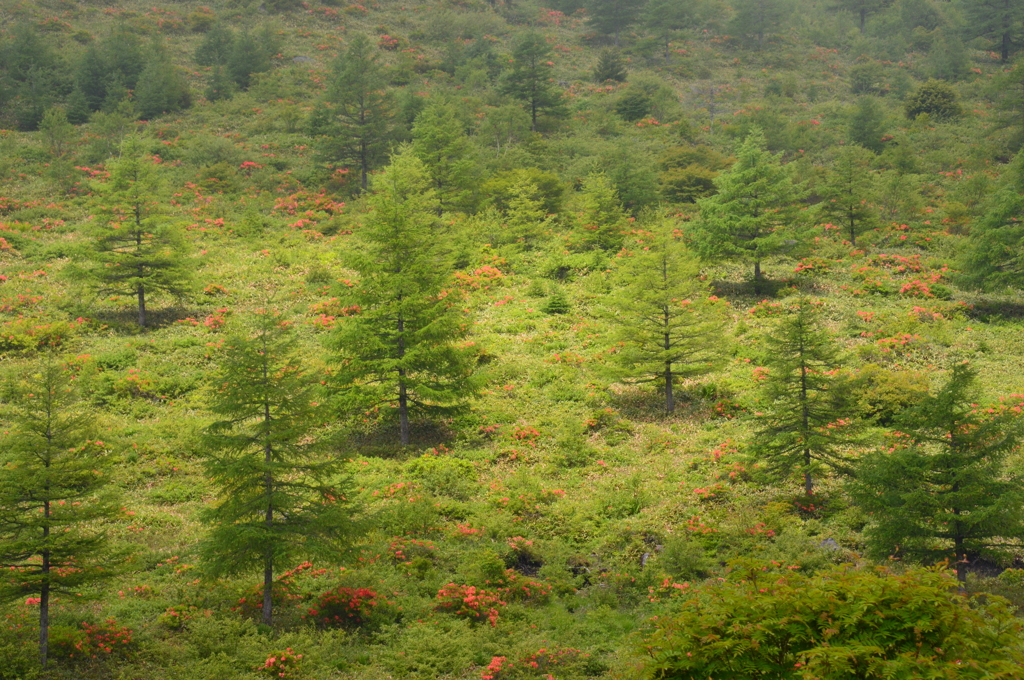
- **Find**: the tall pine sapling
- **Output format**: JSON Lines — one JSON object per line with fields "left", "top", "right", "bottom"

{"left": 959, "top": 149, "right": 1024, "bottom": 291}
{"left": 815, "top": 144, "right": 876, "bottom": 246}
{"left": 851, "top": 363, "right": 1024, "bottom": 586}
{"left": 751, "top": 298, "right": 859, "bottom": 495}
{"left": 691, "top": 130, "right": 801, "bottom": 290}
{"left": 0, "top": 358, "right": 120, "bottom": 668}
{"left": 500, "top": 33, "right": 566, "bottom": 132}
{"left": 411, "top": 100, "right": 479, "bottom": 215}
{"left": 603, "top": 226, "right": 726, "bottom": 413}
{"left": 200, "top": 312, "right": 357, "bottom": 626}
{"left": 311, "top": 34, "right": 395, "bottom": 192}
{"left": 330, "top": 150, "right": 479, "bottom": 446}
{"left": 88, "top": 137, "right": 191, "bottom": 327}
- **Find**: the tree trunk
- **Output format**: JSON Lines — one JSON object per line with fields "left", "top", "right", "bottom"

{"left": 397, "top": 311, "right": 410, "bottom": 446}
{"left": 262, "top": 556, "right": 273, "bottom": 626}
{"left": 137, "top": 285, "right": 146, "bottom": 328}
{"left": 663, "top": 300, "right": 674, "bottom": 412}
{"left": 954, "top": 535, "right": 967, "bottom": 590}
{"left": 40, "top": 529, "right": 49, "bottom": 667}
{"left": 398, "top": 376, "right": 410, "bottom": 446}
{"left": 665, "top": 363, "right": 674, "bottom": 413}
{"left": 800, "top": 335, "right": 813, "bottom": 496}
{"left": 859, "top": 9, "right": 866, "bottom": 34}
{"left": 849, "top": 208, "right": 857, "bottom": 246}
{"left": 262, "top": 380, "right": 274, "bottom": 626}
{"left": 753, "top": 260, "right": 762, "bottom": 293}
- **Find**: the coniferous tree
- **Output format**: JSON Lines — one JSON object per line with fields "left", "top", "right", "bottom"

{"left": 227, "top": 29, "right": 274, "bottom": 91}
{"left": 730, "top": 0, "right": 794, "bottom": 49}
{"left": 593, "top": 50, "right": 628, "bottom": 83}
{"left": 0, "top": 359, "right": 120, "bottom": 668}
{"left": 644, "top": 0, "right": 722, "bottom": 61}
{"left": 603, "top": 226, "right": 726, "bottom": 413}
{"left": 72, "top": 45, "right": 109, "bottom": 115}
{"left": 500, "top": 32, "right": 566, "bottom": 132}
{"left": 330, "top": 150, "right": 479, "bottom": 445}
{"left": 751, "top": 298, "right": 858, "bottom": 495}
{"left": 38, "top": 106, "right": 77, "bottom": 193}
{"left": 195, "top": 23, "right": 236, "bottom": 67}
{"left": 834, "top": 0, "right": 893, "bottom": 34}
{"left": 135, "top": 51, "right": 191, "bottom": 120}
{"left": 205, "top": 64, "right": 235, "bottom": 102}
{"left": 101, "top": 29, "right": 145, "bottom": 96}
{"left": 88, "top": 138, "right": 191, "bottom": 327}
{"left": 959, "top": 150, "right": 1024, "bottom": 290}
{"left": 312, "top": 34, "right": 395, "bottom": 192}
{"left": 586, "top": 0, "right": 647, "bottom": 47}
{"left": 691, "top": 130, "right": 801, "bottom": 288}
{"left": 962, "top": 0, "right": 1024, "bottom": 62}
{"left": 848, "top": 95, "right": 888, "bottom": 152}
{"left": 815, "top": 144, "right": 876, "bottom": 245}
{"left": 200, "top": 312, "right": 357, "bottom": 626}
{"left": 989, "top": 53, "right": 1024, "bottom": 149}
{"left": 574, "top": 173, "right": 629, "bottom": 251}
{"left": 411, "top": 100, "right": 478, "bottom": 214}
{"left": 851, "top": 363, "right": 1024, "bottom": 585}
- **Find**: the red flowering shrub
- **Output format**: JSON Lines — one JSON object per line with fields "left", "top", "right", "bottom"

{"left": 258, "top": 648, "right": 302, "bottom": 677}
{"left": 481, "top": 647, "right": 585, "bottom": 679}
{"left": 305, "top": 587, "right": 378, "bottom": 628}
{"left": 51, "top": 619, "right": 134, "bottom": 660}
{"left": 434, "top": 584, "right": 506, "bottom": 626}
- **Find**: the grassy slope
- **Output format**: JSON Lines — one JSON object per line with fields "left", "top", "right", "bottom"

{"left": 1, "top": 0, "right": 1024, "bottom": 678}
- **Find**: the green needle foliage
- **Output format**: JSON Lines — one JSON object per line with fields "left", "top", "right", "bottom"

{"left": 313, "top": 33, "right": 395, "bottom": 192}
{"left": 834, "top": 0, "right": 891, "bottom": 34}
{"left": 641, "top": 561, "right": 1024, "bottom": 679}
{"left": 847, "top": 95, "right": 888, "bottom": 153}
{"left": 199, "top": 312, "right": 358, "bottom": 626}
{"left": 87, "top": 137, "right": 191, "bottom": 328}
{"left": 961, "top": 0, "right": 1024, "bottom": 62}
{"left": 603, "top": 226, "right": 726, "bottom": 413}
{"left": 730, "top": 0, "right": 794, "bottom": 49}
{"left": 751, "top": 298, "right": 858, "bottom": 495}
{"left": 815, "top": 144, "right": 876, "bottom": 246}
{"left": 330, "top": 150, "right": 479, "bottom": 445}
{"left": 586, "top": 0, "right": 645, "bottom": 47}
{"left": 411, "top": 100, "right": 479, "bottom": 215}
{"left": 592, "top": 50, "right": 627, "bottom": 83}
{"left": 500, "top": 32, "right": 566, "bottom": 132}
{"left": 959, "top": 149, "right": 1024, "bottom": 291}
{"left": 692, "top": 130, "right": 801, "bottom": 289}
{"left": 851, "top": 363, "right": 1024, "bottom": 585}
{"left": 0, "top": 358, "right": 120, "bottom": 668}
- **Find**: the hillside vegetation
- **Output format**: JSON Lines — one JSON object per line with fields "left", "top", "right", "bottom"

{"left": 3, "top": 0, "right": 1024, "bottom": 678}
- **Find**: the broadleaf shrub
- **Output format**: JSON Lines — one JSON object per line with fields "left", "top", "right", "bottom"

{"left": 305, "top": 587, "right": 378, "bottom": 628}
{"left": 640, "top": 561, "right": 1024, "bottom": 679}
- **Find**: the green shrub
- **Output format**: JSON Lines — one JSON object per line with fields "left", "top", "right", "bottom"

{"left": 641, "top": 562, "right": 1024, "bottom": 678}
{"left": 904, "top": 79, "right": 962, "bottom": 120}
{"left": 406, "top": 454, "right": 477, "bottom": 500}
